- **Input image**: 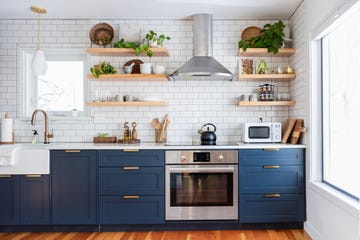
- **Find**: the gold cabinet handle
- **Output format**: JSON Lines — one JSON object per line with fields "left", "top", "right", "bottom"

{"left": 25, "top": 174, "right": 42, "bottom": 178}
{"left": 65, "top": 150, "right": 81, "bottom": 153}
{"left": 263, "top": 148, "right": 279, "bottom": 151}
{"left": 123, "top": 166, "right": 140, "bottom": 170}
{"left": 123, "top": 149, "right": 139, "bottom": 152}
{"left": 264, "top": 194, "right": 281, "bottom": 198}
{"left": 263, "top": 165, "right": 280, "bottom": 169}
{"left": 0, "top": 175, "right": 12, "bottom": 178}
{"left": 123, "top": 195, "right": 140, "bottom": 199}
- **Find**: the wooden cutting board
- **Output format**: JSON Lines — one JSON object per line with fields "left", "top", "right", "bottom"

{"left": 290, "top": 119, "right": 306, "bottom": 144}
{"left": 282, "top": 119, "right": 297, "bottom": 143}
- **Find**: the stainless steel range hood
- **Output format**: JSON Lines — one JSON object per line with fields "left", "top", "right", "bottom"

{"left": 169, "top": 14, "right": 234, "bottom": 81}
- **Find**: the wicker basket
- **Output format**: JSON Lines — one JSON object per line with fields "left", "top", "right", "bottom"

{"left": 241, "top": 26, "right": 262, "bottom": 40}
{"left": 93, "top": 136, "right": 117, "bottom": 143}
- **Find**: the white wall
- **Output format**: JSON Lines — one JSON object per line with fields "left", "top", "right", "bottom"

{"left": 304, "top": 0, "right": 360, "bottom": 239}
{"left": 0, "top": 19, "right": 295, "bottom": 143}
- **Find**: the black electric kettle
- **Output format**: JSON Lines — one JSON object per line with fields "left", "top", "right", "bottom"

{"left": 198, "top": 123, "right": 217, "bottom": 145}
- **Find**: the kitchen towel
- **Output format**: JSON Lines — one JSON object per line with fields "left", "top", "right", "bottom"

{"left": 0, "top": 147, "right": 15, "bottom": 166}
{"left": 1, "top": 116, "right": 13, "bottom": 143}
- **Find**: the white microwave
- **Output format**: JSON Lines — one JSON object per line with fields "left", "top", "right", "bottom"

{"left": 243, "top": 122, "right": 282, "bottom": 143}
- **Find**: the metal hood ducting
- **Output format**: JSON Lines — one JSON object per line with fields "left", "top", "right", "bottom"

{"left": 169, "top": 14, "right": 233, "bottom": 81}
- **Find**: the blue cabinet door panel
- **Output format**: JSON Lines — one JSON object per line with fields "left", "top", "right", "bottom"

{"left": 99, "top": 167, "right": 164, "bottom": 195}
{"left": 98, "top": 150, "right": 164, "bottom": 167}
{"left": 51, "top": 150, "right": 97, "bottom": 225}
{"left": 239, "top": 166, "right": 304, "bottom": 194}
{"left": 239, "top": 149, "right": 304, "bottom": 165}
{"left": 0, "top": 176, "right": 20, "bottom": 225}
{"left": 20, "top": 175, "right": 50, "bottom": 225}
{"left": 99, "top": 196, "right": 165, "bottom": 224}
{"left": 239, "top": 194, "right": 305, "bottom": 223}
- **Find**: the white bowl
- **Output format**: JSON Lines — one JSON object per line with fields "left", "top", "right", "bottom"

{"left": 153, "top": 65, "right": 166, "bottom": 74}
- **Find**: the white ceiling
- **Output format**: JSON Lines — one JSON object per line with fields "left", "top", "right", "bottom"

{"left": 1, "top": 0, "right": 303, "bottom": 20}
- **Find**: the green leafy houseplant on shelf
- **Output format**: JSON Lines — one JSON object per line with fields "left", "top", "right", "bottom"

{"left": 238, "top": 20, "right": 285, "bottom": 54}
{"left": 113, "top": 30, "right": 171, "bottom": 57}
{"left": 90, "top": 61, "right": 117, "bottom": 78}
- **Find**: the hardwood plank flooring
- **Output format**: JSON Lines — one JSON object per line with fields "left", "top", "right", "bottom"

{"left": 0, "top": 230, "right": 311, "bottom": 240}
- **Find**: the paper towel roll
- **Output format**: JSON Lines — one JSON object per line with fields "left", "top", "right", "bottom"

{"left": 1, "top": 118, "right": 13, "bottom": 143}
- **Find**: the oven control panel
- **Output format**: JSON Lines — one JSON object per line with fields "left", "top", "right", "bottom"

{"left": 193, "top": 152, "right": 210, "bottom": 162}
{"left": 165, "top": 150, "right": 238, "bottom": 164}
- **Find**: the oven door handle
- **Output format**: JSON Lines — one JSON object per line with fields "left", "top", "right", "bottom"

{"left": 168, "top": 167, "right": 235, "bottom": 173}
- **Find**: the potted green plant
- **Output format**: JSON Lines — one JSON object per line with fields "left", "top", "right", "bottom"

{"left": 113, "top": 30, "right": 171, "bottom": 57}
{"left": 90, "top": 61, "right": 117, "bottom": 78}
{"left": 238, "top": 20, "right": 285, "bottom": 54}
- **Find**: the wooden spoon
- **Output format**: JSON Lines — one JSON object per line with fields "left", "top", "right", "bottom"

{"left": 151, "top": 118, "right": 162, "bottom": 130}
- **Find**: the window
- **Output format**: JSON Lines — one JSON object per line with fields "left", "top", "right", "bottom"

{"left": 23, "top": 49, "right": 87, "bottom": 117}
{"left": 321, "top": 9, "right": 359, "bottom": 198}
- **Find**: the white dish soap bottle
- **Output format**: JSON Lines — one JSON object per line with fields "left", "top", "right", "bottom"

{"left": 32, "top": 130, "right": 39, "bottom": 144}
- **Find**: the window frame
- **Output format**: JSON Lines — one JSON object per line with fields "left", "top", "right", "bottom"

{"left": 18, "top": 47, "right": 89, "bottom": 118}
{"left": 320, "top": 13, "right": 359, "bottom": 200}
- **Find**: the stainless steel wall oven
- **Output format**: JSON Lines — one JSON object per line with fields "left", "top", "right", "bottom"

{"left": 165, "top": 150, "right": 238, "bottom": 220}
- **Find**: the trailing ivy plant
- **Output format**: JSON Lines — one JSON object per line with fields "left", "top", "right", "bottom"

{"left": 113, "top": 30, "right": 171, "bottom": 58}
{"left": 238, "top": 20, "right": 285, "bottom": 54}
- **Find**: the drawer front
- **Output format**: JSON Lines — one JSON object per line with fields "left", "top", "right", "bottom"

{"left": 239, "top": 149, "right": 304, "bottom": 165}
{"left": 99, "top": 167, "right": 164, "bottom": 195}
{"left": 239, "top": 194, "right": 305, "bottom": 223}
{"left": 99, "top": 196, "right": 165, "bottom": 224}
{"left": 98, "top": 150, "right": 164, "bottom": 167}
{"left": 239, "top": 166, "right": 304, "bottom": 194}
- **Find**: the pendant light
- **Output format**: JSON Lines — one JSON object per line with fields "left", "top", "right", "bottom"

{"left": 31, "top": 6, "right": 47, "bottom": 76}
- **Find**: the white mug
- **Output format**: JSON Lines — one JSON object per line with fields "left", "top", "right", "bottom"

{"left": 140, "top": 63, "right": 152, "bottom": 74}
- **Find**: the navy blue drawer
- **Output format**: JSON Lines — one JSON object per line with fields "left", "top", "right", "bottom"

{"left": 239, "top": 194, "right": 305, "bottom": 223}
{"left": 99, "top": 167, "right": 164, "bottom": 195}
{"left": 239, "top": 165, "right": 304, "bottom": 194}
{"left": 98, "top": 150, "right": 164, "bottom": 167}
{"left": 99, "top": 196, "right": 165, "bottom": 224}
{"left": 239, "top": 149, "right": 304, "bottom": 165}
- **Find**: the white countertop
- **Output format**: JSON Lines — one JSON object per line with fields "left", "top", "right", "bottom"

{"left": 0, "top": 142, "right": 306, "bottom": 150}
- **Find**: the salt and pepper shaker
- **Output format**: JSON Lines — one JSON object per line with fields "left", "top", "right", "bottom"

{"left": 131, "top": 122, "right": 137, "bottom": 140}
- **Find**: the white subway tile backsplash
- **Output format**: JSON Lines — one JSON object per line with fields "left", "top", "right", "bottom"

{"left": 0, "top": 9, "right": 306, "bottom": 143}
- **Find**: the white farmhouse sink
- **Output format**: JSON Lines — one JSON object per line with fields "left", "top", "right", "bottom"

{"left": 0, "top": 144, "right": 49, "bottom": 174}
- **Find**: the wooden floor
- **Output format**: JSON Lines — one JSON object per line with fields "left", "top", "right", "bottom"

{"left": 0, "top": 230, "right": 311, "bottom": 240}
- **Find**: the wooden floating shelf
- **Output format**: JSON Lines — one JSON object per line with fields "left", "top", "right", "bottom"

{"left": 86, "top": 47, "right": 169, "bottom": 57}
{"left": 87, "top": 73, "right": 169, "bottom": 81}
{"left": 238, "top": 101, "right": 296, "bottom": 106}
{"left": 237, "top": 48, "right": 296, "bottom": 57}
{"left": 86, "top": 101, "right": 168, "bottom": 107}
{"left": 238, "top": 73, "right": 296, "bottom": 80}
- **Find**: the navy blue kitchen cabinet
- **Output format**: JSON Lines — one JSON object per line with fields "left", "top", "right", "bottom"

{"left": 0, "top": 174, "right": 49, "bottom": 225}
{"left": 239, "top": 148, "right": 305, "bottom": 223}
{"left": 0, "top": 175, "right": 20, "bottom": 225}
{"left": 51, "top": 150, "right": 97, "bottom": 225}
{"left": 98, "top": 150, "right": 165, "bottom": 224}
{"left": 20, "top": 175, "right": 50, "bottom": 225}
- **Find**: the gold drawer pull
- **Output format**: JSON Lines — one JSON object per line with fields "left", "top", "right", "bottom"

{"left": 65, "top": 150, "right": 81, "bottom": 153}
{"left": 263, "top": 148, "right": 279, "bottom": 151}
{"left": 264, "top": 194, "right": 281, "bottom": 198}
{"left": 25, "top": 174, "right": 42, "bottom": 178}
{"left": 123, "top": 195, "right": 140, "bottom": 199}
{"left": 263, "top": 165, "right": 280, "bottom": 169}
{"left": 123, "top": 149, "right": 139, "bottom": 152}
{"left": 123, "top": 166, "right": 140, "bottom": 170}
{"left": 0, "top": 175, "right": 12, "bottom": 178}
